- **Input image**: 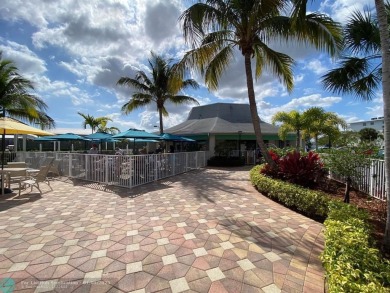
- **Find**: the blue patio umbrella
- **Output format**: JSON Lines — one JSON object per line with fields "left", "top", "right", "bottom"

{"left": 159, "top": 133, "right": 196, "bottom": 153}
{"left": 34, "top": 136, "right": 57, "bottom": 152}
{"left": 159, "top": 133, "right": 195, "bottom": 142}
{"left": 113, "top": 129, "right": 161, "bottom": 140}
{"left": 46, "top": 133, "right": 89, "bottom": 141}
{"left": 38, "top": 133, "right": 90, "bottom": 152}
{"left": 113, "top": 129, "right": 161, "bottom": 154}
{"left": 85, "top": 131, "right": 113, "bottom": 141}
{"left": 85, "top": 132, "right": 120, "bottom": 151}
{"left": 34, "top": 137, "right": 57, "bottom": 141}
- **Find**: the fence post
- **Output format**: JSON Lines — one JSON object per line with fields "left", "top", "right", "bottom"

{"left": 370, "top": 160, "right": 375, "bottom": 198}
{"left": 172, "top": 154, "right": 175, "bottom": 175}
{"left": 68, "top": 154, "right": 72, "bottom": 177}
{"left": 105, "top": 157, "right": 109, "bottom": 183}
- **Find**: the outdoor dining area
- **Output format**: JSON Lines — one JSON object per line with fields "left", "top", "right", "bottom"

{"left": 2, "top": 124, "right": 208, "bottom": 195}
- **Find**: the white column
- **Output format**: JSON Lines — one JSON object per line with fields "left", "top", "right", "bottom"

{"left": 22, "top": 134, "right": 27, "bottom": 151}
{"left": 14, "top": 134, "right": 18, "bottom": 151}
{"left": 208, "top": 134, "right": 216, "bottom": 154}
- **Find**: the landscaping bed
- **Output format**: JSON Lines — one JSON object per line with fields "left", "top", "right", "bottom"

{"left": 250, "top": 164, "right": 390, "bottom": 292}
{"left": 315, "top": 177, "right": 387, "bottom": 249}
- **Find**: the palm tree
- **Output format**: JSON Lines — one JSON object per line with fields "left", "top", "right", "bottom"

{"left": 303, "top": 107, "right": 347, "bottom": 150}
{"left": 77, "top": 112, "right": 112, "bottom": 134}
{"left": 97, "top": 124, "right": 120, "bottom": 135}
{"left": 374, "top": 0, "right": 390, "bottom": 251}
{"left": 0, "top": 52, "right": 55, "bottom": 128}
{"left": 117, "top": 52, "right": 199, "bottom": 134}
{"left": 322, "top": 6, "right": 388, "bottom": 100}
{"left": 271, "top": 110, "right": 306, "bottom": 150}
{"left": 178, "top": 0, "right": 342, "bottom": 165}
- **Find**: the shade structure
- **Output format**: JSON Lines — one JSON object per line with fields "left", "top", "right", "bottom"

{"left": 113, "top": 129, "right": 162, "bottom": 140}
{"left": 34, "top": 137, "right": 56, "bottom": 141}
{"left": 44, "top": 133, "right": 89, "bottom": 141}
{"left": 159, "top": 133, "right": 195, "bottom": 142}
{"left": 132, "top": 139, "right": 159, "bottom": 143}
{"left": 113, "top": 129, "right": 161, "bottom": 154}
{"left": 85, "top": 131, "right": 113, "bottom": 141}
{"left": 0, "top": 117, "right": 53, "bottom": 195}
{"left": 37, "top": 133, "right": 90, "bottom": 152}
{"left": 0, "top": 117, "right": 53, "bottom": 136}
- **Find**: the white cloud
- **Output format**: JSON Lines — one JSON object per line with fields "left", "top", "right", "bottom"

{"left": 319, "top": 0, "right": 373, "bottom": 24}
{"left": 304, "top": 59, "right": 329, "bottom": 75}
{"left": 0, "top": 40, "right": 47, "bottom": 78}
{"left": 259, "top": 94, "right": 342, "bottom": 123}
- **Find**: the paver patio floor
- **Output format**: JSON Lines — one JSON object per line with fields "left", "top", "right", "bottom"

{"left": 0, "top": 167, "right": 324, "bottom": 293}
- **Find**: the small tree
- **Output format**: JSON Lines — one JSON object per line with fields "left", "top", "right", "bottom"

{"left": 359, "top": 127, "right": 379, "bottom": 141}
{"left": 323, "top": 144, "right": 373, "bottom": 203}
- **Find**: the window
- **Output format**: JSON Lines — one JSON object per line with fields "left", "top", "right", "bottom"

{"left": 363, "top": 122, "right": 366, "bottom": 126}
{"left": 370, "top": 122, "right": 374, "bottom": 125}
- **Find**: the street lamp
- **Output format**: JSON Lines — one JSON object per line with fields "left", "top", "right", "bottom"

{"left": 238, "top": 131, "right": 242, "bottom": 158}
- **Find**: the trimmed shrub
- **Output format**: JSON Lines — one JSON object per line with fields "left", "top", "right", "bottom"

{"left": 250, "top": 165, "right": 329, "bottom": 219}
{"left": 321, "top": 202, "right": 390, "bottom": 292}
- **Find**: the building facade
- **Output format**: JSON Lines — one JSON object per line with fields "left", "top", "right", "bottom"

{"left": 164, "top": 103, "right": 296, "bottom": 154}
{"left": 349, "top": 117, "right": 384, "bottom": 133}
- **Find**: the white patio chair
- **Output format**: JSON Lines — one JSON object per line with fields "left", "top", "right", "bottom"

{"left": 22, "top": 158, "right": 54, "bottom": 194}
{"left": 6, "top": 169, "right": 28, "bottom": 196}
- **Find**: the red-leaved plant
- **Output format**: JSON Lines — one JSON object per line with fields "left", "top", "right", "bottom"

{"left": 260, "top": 150, "right": 280, "bottom": 178}
{"left": 261, "top": 150, "right": 324, "bottom": 187}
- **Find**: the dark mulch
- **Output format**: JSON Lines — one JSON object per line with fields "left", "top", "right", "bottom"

{"left": 316, "top": 178, "right": 387, "bottom": 254}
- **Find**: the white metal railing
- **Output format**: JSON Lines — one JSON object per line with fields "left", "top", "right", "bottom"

{"left": 15, "top": 151, "right": 208, "bottom": 188}
{"left": 329, "top": 159, "right": 387, "bottom": 201}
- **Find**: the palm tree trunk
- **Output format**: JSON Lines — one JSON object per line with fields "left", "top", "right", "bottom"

{"left": 158, "top": 108, "right": 164, "bottom": 135}
{"left": 244, "top": 53, "right": 274, "bottom": 166}
{"left": 296, "top": 130, "right": 300, "bottom": 150}
{"left": 375, "top": 0, "right": 390, "bottom": 252}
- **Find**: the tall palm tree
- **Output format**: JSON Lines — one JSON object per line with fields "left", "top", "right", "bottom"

{"left": 322, "top": 6, "right": 388, "bottom": 100}
{"left": 178, "top": 0, "right": 342, "bottom": 165}
{"left": 0, "top": 52, "right": 55, "bottom": 128}
{"left": 77, "top": 112, "right": 112, "bottom": 134}
{"left": 97, "top": 124, "right": 120, "bottom": 135}
{"left": 374, "top": 0, "right": 390, "bottom": 251}
{"left": 303, "top": 107, "right": 347, "bottom": 150}
{"left": 117, "top": 52, "right": 199, "bottom": 134}
{"left": 271, "top": 110, "right": 306, "bottom": 150}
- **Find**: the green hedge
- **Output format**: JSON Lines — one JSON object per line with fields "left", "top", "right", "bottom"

{"left": 249, "top": 165, "right": 390, "bottom": 292}
{"left": 322, "top": 202, "right": 390, "bottom": 292}
{"left": 249, "top": 165, "right": 329, "bottom": 219}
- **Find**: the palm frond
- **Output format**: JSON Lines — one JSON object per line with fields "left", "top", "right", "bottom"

{"left": 322, "top": 56, "right": 381, "bottom": 100}
{"left": 169, "top": 95, "right": 200, "bottom": 106}
{"left": 121, "top": 94, "right": 153, "bottom": 114}
{"left": 180, "top": 2, "right": 224, "bottom": 47}
{"left": 117, "top": 76, "right": 150, "bottom": 92}
{"left": 344, "top": 9, "right": 380, "bottom": 55}
{"left": 205, "top": 44, "right": 235, "bottom": 90}
{"left": 254, "top": 44, "right": 294, "bottom": 92}
{"left": 295, "top": 13, "right": 343, "bottom": 56}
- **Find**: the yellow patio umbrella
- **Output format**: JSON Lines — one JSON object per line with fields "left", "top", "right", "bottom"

{"left": 0, "top": 117, "right": 53, "bottom": 135}
{"left": 0, "top": 117, "right": 53, "bottom": 195}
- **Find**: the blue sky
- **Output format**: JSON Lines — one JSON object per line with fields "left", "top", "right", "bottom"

{"left": 0, "top": 0, "right": 381, "bottom": 134}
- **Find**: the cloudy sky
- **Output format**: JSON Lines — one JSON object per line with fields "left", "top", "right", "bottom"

{"left": 0, "top": 0, "right": 380, "bottom": 134}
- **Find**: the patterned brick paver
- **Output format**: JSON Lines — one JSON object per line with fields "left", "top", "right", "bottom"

{"left": 0, "top": 167, "right": 325, "bottom": 292}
